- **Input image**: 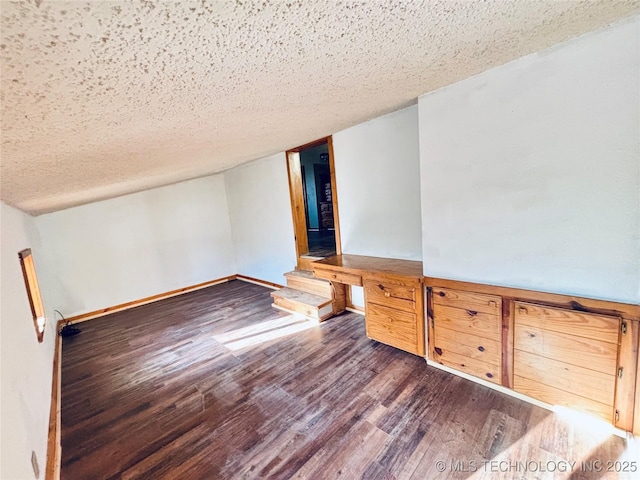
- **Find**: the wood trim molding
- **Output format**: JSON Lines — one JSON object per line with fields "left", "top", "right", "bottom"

{"left": 345, "top": 307, "right": 365, "bottom": 315}
{"left": 286, "top": 150, "right": 309, "bottom": 266}
{"left": 235, "top": 275, "right": 284, "bottom": 290}
{"left": 60, "top": 276, "right": 236, "bottom": 325}
{"left": 326, "top": 136, "right": 342, "bottom": 256}
{"left": 287, "top": 136, "right": 331, "bottom": 153}
{"left": 501, "top": 298, "right": 515, "bottom": 389}
{"left": 635, "top": 344, "right": 640, "bottom": 436}
{"left": 615, "top": 319, "right": 639, "bottom": 431}
{"left": 45, "top": 333, "right": 61, "bottom": 480}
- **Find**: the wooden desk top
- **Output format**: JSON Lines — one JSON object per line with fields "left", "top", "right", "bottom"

{"left": 312, "top": 254, "right": 423, "bottom": 280}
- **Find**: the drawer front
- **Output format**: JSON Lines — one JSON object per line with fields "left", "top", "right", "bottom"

{"left": 313, "top": 268, "right": 363, "bottom": 286}
{"left": 364, "top": 278, "right": 416, "bottom": 313}
{"left": 434, "top": 325, "right": 501, "bottom": 367}
{"left": 366, "top": 303, "right": 419, "bottom": 355}
{"left": 433, "top": 303, "right": 501, "bottom": 341}
{"left": 432, "top": 287, "right": 501, "bottom": 316}
{"left": 435, "top": 349, "right": 501, "bottom": 385}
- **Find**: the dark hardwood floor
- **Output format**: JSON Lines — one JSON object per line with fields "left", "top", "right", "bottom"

{"left": 306, "top": 229, "right": 336, "bottom": 258}
{"left": 61, "top": 280, "right": 635, "bottom": 479}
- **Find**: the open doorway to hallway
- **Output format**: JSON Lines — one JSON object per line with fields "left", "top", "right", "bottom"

{"left": 286, "top": 137, "right": 341, "bottom": 271}
{"left": 300, "top": 142, "right": 336, "bottom": 257}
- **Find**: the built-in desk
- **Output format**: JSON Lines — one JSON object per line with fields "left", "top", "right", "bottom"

{"left": 312, "top": 255, "right": 425, "bottom": 356}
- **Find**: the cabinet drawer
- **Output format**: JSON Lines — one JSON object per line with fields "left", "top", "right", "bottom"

{"left": 313, "top": 269, "right": 362, "bottom": 286}
{"left": 364, "top": 279, "right": 416, "bottom": 312}
{"left": 432, "top": 288, "right": 501, "bottom": 316}
{"left": 435, "top": 349, "right": 501, "bottom": 385}
{"left": 366, "top": 303, "right": 419, "bottom": 355}
{"left": 434, "top": 326, "right": 501, "bottom": 367}
{"left": 433, "top": 304, "right": 501, "bottom": 341}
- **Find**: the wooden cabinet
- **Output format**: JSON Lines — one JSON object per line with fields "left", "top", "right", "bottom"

{"left": 312, "top": 255, "right": 425, "bottom": 357}
{"left": 425, "top": 278, "right": 639, "bottom": 432}
{"left": 364, "top": 276, "right": 424, "bottom": 356}
{"left": 513, "top": 302, "right": 620, "bottom": 423}
{"left": 431, "top": 287, "right": 502, "bottom": 384}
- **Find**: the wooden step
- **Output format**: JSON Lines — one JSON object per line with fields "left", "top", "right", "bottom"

{"left": 284, "top": 270, "right": 333, "bottom": 298}
{"left": 271, "top": 287, "right": 334, "bottom": 322}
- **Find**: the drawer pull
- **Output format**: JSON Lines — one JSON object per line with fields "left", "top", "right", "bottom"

{"left": 518, "top": 306, "right": 528, "bottom": 314}
{"left": 485, "top": 373, "right": 493, "bottom": 379}
{"left": 478, "top": 346, "right": 485, "bottom": 352}
{"left": 466, "top": 310, "right": 478, "bottom": 317}
{"left": 434, "top": 347, "right": 443, "bottom": 356}
{"left": 488, "top": 300, "right": 497, "bottom": 308}
{"left": 384, "top": 291, "right": 391, "bottom": 298}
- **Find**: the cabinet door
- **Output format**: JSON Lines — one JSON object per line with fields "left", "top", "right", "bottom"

{"left": 513, "top": 302, "right": 620, "bottom": 423}
{"left": 364, "top": 276, "right": 424, "bottom": 356}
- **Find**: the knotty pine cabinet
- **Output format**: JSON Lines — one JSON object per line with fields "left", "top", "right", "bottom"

{"left": 363, "top": 276, "right": 424, "bottom": 356}
{"left": 431, "top": 288, "right": 503, "bottom": 385}
{"left": 426, "top": 280, "right": 639, "bottom": 432}
{"left": 513, "top": 302, "right": 620, "bottom": 423}
{"left": 312, "top": 255, "right": 425, "bottom": 357}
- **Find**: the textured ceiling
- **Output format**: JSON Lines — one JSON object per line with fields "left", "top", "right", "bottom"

{"left": 1, "top": 1, "right": 638, "bottom": 215}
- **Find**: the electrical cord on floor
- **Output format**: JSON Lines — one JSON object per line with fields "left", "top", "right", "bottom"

{"left": 56, "top": 309, "right": 81, "bottom": 337}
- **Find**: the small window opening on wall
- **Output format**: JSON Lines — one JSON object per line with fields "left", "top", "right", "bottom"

{"left": 18, "top": 249, "right": 46, "bottom": 342}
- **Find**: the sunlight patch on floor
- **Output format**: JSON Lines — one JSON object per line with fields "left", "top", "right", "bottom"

{"left": 464, "top": 406, "right": 636, "bottom": 480}
{"left": 212, "top": 314, "right": 318, "bottom": 351}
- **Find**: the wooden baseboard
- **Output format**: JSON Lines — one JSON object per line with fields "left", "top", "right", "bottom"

{"left": 235, "top": 275, "right": 284, "bottom": 290}
{"left": 346, "top": 306, "right": 365, "bottom": 315}
{"left": 45, "top": 333, "right": 61, "bottom": 480}
{"left": 58, "top": 276, "right": 237, "bottom": 327}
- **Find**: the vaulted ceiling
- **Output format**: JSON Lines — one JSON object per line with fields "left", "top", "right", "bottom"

{"left": 1, "top": 1, "right": 637, "bottom": 215}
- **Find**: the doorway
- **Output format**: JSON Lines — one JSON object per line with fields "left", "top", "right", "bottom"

{"left": 286, "top": 137, "right": 341, "bottom": 271}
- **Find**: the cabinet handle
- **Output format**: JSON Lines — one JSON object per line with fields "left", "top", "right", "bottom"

{"left": 384, "top": 292, "right": 391, "bottom": 298}
{"left": 518, "top": 306, "right": 528, "bottom": 314}
{"left": 489, "top": 300, "right": 497, "bottom": 308}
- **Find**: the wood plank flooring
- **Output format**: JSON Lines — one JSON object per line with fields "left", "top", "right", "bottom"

{"left": 61, "top": 280, "right": 637, "bottom": 479}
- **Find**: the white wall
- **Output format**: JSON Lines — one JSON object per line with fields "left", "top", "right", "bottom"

{"left": 333, "top": 105, "right": 422, "bottom": 261}
{"left": 419, "top": 17, "right": 640, "bottom": 303}
{"left": 36, "top": 175, "right": 237, "bottom": 316}
{"left": 224, "top": 152, "right": 297, "bottom": 285}
{"left": 1, "top": 202, "right": 56, "bottom": 480}
{"left": 333, "top": 105, "right": 422, "bottom": 307}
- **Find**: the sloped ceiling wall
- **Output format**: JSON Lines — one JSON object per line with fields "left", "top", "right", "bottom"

{"left": 1, "top": 0, "right": 637, "bottom": 214}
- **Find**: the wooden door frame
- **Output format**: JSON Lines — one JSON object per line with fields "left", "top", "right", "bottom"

{"left": 286, "top": 136, "right": 342, "bottom": 271}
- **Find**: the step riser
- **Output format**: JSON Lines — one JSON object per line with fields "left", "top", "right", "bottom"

{"left": 286, "top": 276, "right": 332, "bottom": 298}
{"left": 272, "top": 297, "right": 333, "bottom": 321}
